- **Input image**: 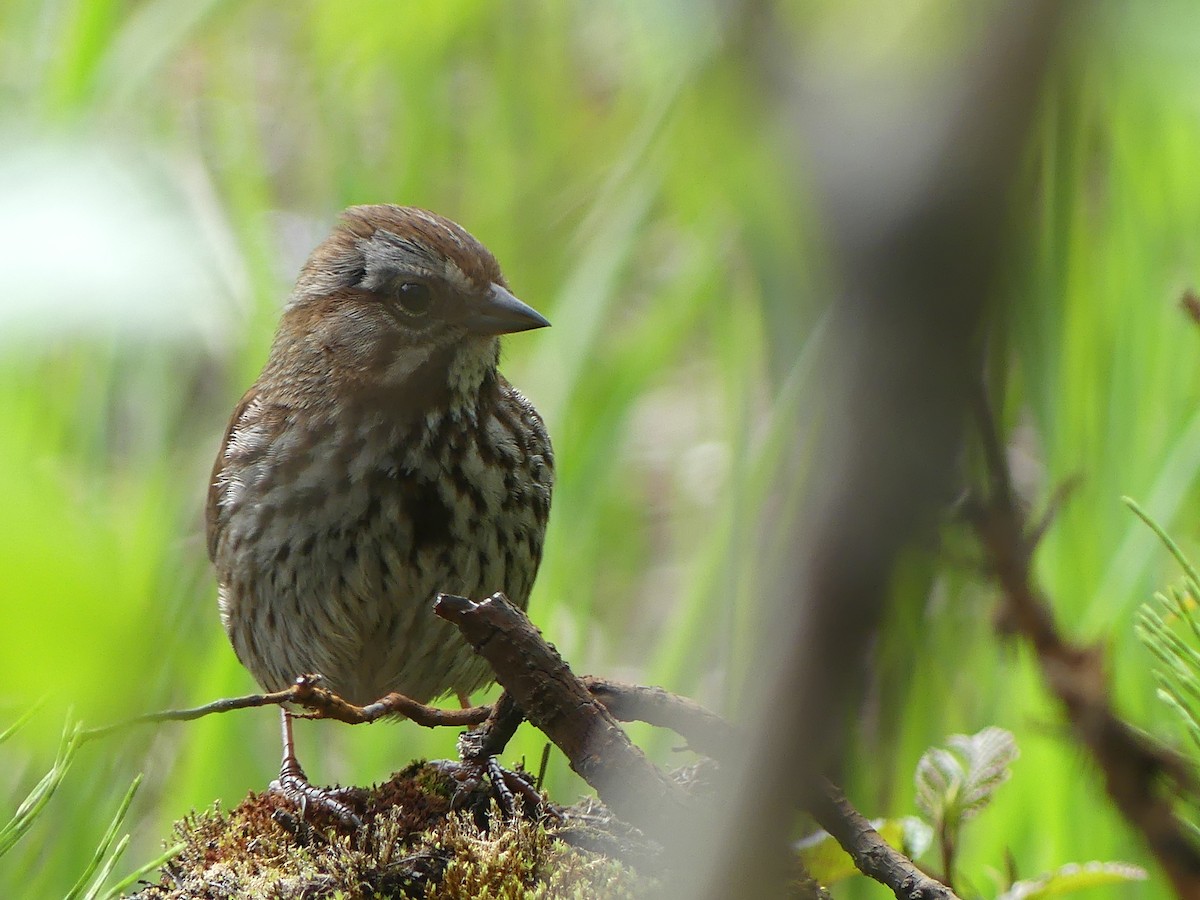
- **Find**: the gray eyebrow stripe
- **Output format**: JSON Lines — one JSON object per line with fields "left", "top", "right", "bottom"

{"left": 363, "top": 232, "right": 440, "bottom": 271}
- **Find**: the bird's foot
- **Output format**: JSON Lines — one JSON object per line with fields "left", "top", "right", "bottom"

{"left": 478, "top": 754, "right": 547, "bottom": 820}
{"left": 270, "top": 761, "right": 365, "bottom": 831}
{"left": 431, "top": 754, "right": 548, "bottom": 823}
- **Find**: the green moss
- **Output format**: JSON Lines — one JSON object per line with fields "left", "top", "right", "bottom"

{"left": 425, "top": 812, "right": 645, "bottom": 900}
{"left": 409, "top": 761, "right": 456, "bottom": 801}
{"left": 129, "top": 763, "right": 650, "bottom": 899}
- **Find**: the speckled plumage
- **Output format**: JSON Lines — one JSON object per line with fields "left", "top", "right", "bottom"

{"left": 206, "top": 205, "right": 553, "bottom": 707}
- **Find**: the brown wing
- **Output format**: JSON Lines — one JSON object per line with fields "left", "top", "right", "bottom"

{"left": 205, "top": 385, "right": 260, "bottom": 563}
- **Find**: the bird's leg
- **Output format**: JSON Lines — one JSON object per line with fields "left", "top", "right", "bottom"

{"left": 270, "top": 708, "right": 364, "bottom": 829}
{"left": 277, "top": 707, "right": 305, "bottom": 782}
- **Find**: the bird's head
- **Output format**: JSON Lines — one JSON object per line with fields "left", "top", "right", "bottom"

{"left": 268, "top": 205, "right": 548, "bottom": 408}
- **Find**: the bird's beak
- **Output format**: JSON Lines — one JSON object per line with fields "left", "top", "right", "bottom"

{"left": 464, "top": 284, "right": 550, "bottom": 335}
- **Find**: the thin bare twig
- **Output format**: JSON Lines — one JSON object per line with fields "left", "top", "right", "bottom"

{"left": 81, "top": 673, "right": 735, "bottom": 755}
{"left": 81, "top": 674, "right": 490, "bottom": 742}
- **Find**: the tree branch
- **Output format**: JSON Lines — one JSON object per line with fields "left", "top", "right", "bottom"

{"left": 433, "top": 591, "right": 701, "bottom": 840}
{"left": 580, "top": 677, "right": 738, "bottom": 761}
{"left": 810, "top": 781, "right": 959, "bottom": 900}
{"left": 970, "top": 390, "right": 1200, "bottom": 897}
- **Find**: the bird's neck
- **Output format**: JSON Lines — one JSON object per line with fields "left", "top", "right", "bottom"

{"left": 259, "top": 331, "right": 500, "bottom": 433}
{"left": 346, "top": 336, "right": 501, "bottom": 430}
{"left": 443, "top": 337, "right": 500, "bottom": 414}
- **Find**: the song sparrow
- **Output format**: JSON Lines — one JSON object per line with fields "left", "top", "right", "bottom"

{"left": 205, "top": 205, "right": 553, "bottom": 818}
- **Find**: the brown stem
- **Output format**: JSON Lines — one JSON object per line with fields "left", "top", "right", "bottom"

{"left": 576, "top": 679, "right": 959, "bottom": 897}
{"left": 938, "top": 819, "right": 955, "bottom": 892}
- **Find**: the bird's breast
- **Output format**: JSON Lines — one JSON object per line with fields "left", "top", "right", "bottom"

{"left": 211, "top": 394, "right": 551, "bottom": 702}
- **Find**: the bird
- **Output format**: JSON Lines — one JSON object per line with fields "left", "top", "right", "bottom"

{"left": 205, "top": 204, "right": 553, "bottom": 822}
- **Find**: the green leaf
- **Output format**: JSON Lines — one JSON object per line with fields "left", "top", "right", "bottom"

{"left": 1130, "top": 504, "right": 1200, "bottom": 776}
{"left": 0, "top": 702, "right": 42, "bottom": 746}
{"left": 99, "top": 842, "right": 185, "bottom": 900}
{"left": 996, "top": 861, "right": 1147, "bottom": 899}
{"left": 915, "top": 727, "right": 1018, "bottom": 834}
{"left": 0, "top": 718, "right": 82, "bottom": 858}
{"left": 65, "top": 773, "right": 143, "bottom": 900}
{"left": 1125, "top": 497, "right": 1200, "bottom": 596}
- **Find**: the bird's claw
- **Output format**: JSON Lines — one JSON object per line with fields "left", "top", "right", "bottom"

{"left": 430, "top": 756, "right": 548, "bottom": 822}
{"left": 270, "top": 770, "right": 365, "bottom": 830}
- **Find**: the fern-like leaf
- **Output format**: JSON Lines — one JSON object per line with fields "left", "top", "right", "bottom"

{"left": 0, "top": 716, "right": 81, "bottom": 858}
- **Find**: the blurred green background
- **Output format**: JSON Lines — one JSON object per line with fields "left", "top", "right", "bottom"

{"left": 2, "top": 1, "right": 1200, "bottom": 897}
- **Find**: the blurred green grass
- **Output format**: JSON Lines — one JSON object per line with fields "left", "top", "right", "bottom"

{"left": 1, "top": 1, "right": 1200, "bottom": 897}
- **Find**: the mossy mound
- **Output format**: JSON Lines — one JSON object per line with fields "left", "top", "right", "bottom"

{"left": 128, "top": 762, "right": 652, "bottom": 899}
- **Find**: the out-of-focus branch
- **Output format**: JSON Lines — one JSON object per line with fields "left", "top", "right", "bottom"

{"left": 969, "top": 393, "right": 1200, "bottom": 898}
{"left": 583, "top": 681, "right": 957, "bottom": 898}
{"left": 700, "top": 3, "right": 1070, "bottom": 896}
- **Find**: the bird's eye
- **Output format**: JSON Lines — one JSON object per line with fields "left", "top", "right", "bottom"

{"left": 396, "top": 282, "right": 434, "bottom": 316}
